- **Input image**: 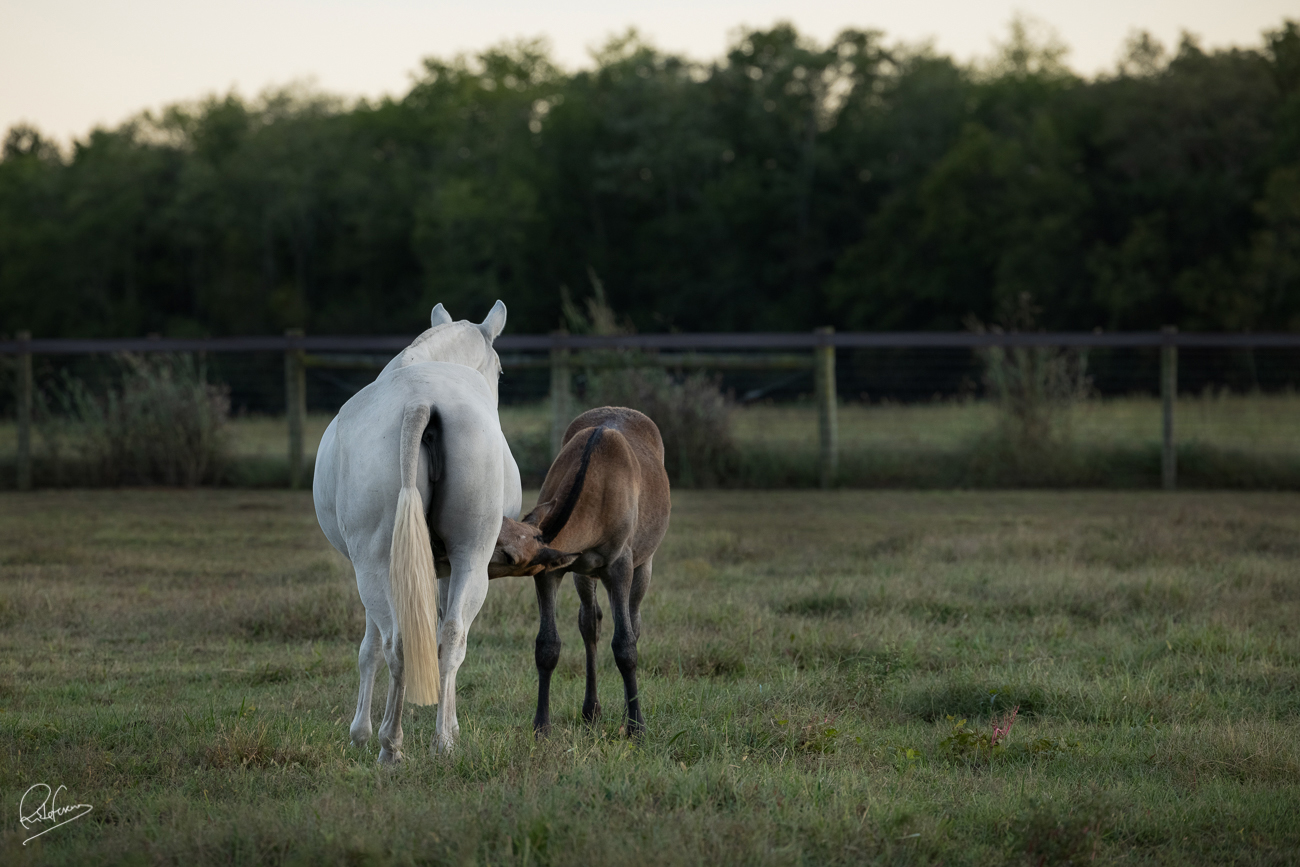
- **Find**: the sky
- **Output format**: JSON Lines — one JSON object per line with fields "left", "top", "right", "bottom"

{"left": 2, "top": 0, "right": 1295, "bottom": 144}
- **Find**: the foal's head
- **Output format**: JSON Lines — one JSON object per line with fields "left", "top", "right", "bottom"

{"left": 488, "top": 516, "right": 579, "bottom": 578}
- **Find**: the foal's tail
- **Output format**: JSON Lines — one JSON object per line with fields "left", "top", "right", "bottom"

{"left": 390, "top": 402, "right": 440, "bottom": 706}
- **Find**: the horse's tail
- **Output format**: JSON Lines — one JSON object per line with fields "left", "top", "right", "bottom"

{"left": 390, "top": 402, "right": 440, "bottom": 706}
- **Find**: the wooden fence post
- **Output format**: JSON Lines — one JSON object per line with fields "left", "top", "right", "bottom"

{"left": 285, "top": 329, "right": 306, "bottom": 490}
{"left": 549, "top": 332, "right": 571, "bottom": 459}
{"left": 1161, "top": 325, "right": 1177, "bottom": 491}
{"left": 16, "top": 330, "right": 32, "bottom": 491}
{"left": 814, "top": 326, "right": 838, "bottom": 489}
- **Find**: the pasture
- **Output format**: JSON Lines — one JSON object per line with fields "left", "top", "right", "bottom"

{"left": 1, "top": 488, "right": 1298, "bottom": 864}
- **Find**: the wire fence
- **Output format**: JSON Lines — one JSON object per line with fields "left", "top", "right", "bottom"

{"left": 2, "top": 330, "right": 1298, "bottom": 491}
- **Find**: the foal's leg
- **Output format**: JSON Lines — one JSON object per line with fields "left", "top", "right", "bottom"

{"left": 630, "top": 556, "right": 653, "bottom": 642}
{"left": 532, "top": 570, "right": 565, "bottom": 736}
{"left": 350, "top": 614, "right": 384, "bottom": 748}
{"left": 573, "top": 573, "right": 603, "bottom": 724}
{"left": 604, "top": 552, "right": 644, "bottom": 736}
{"left": 376, "top": 631, "right": 407, "bottom": 764}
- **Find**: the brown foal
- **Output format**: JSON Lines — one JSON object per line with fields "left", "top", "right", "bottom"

{"left": 488, "top": 407, "right": 671, "bottom": 736}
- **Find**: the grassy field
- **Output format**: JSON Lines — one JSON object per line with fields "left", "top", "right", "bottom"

{"left": 2, "top": 488, "right": 1298, "bottom": 864}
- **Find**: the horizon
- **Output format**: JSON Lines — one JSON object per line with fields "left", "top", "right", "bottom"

{"left": 2, "top": 0, "right": 1295, "bottom": 146}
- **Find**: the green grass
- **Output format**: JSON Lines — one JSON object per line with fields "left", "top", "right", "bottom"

{"left": 2, "top": 489, "right": 1298, "bottom": 864}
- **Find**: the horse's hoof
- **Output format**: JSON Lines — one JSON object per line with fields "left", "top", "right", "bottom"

{"left": 377, "top": 748, "right": 403, "bottom": 765}
{"left": 350, "top": 731, "right": 372, "bottom": 749}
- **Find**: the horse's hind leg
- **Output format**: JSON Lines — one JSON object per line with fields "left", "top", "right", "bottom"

{"left": 350, "top": 614, "right": 383, "bottom": 748}
{"left": 532, "top": 570, "right": 565, "bottom": 736}
{"left": 604, "top": 553, "right": 644, "bottom": 736}
{"left": 573, "top": 573, "right": 603, "bottom": 725}
{"left": 434, "top": 558, "right": 490, "bottom": 754}
{"left": 376, "top": 631, "right": 407, "bottom": 764}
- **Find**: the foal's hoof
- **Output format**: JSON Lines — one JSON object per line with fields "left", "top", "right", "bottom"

{"left": 377, "top": 748, "right": 403, "bottom": 765}
{"left": 582, "top": 702, "right": 602, "bottom": 725}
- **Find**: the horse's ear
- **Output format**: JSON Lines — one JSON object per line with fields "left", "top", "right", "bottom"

{"left": 431, "top": 303, "right": 453, "bottom": 327}
{"left": 479, "top": 300, "right": 507, "bottom": 342}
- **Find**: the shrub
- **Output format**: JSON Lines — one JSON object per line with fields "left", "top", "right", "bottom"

{"left": 586, "top": 366, "right": 734, "bottom": 487}
{"left": 38, "top": 353, "right": 230, "bottom": 486}
{"left": 564, "top": 273, "right": 735, "bottom": 487}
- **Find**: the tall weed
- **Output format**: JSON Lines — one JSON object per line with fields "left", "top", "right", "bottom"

{"left": 966, "top": 294, "right": 1093, "bottom": 481}
{"left": 972, "top": 294, "right": 1093, "bottom": 448}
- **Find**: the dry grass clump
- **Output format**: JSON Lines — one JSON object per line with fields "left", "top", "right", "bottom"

{"left": 202, "top": 718, "right": 323, "bottom": 770}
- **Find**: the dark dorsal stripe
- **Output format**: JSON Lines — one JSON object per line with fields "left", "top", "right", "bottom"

{"left": 539, "top": 425, "right": 606, "bottom": 543}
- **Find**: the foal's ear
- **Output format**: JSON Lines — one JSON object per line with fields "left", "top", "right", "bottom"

{"left": 523, "top": 497, "right": 557, "bottom": 525}
{"left": 479, "top": 300, "right": 507, "bottom": 342}
{"left": 531, "top": 547, "right": 579, "bottom": 573}
{"left": 431, "top": 303, "right": 453, "bottom": 327}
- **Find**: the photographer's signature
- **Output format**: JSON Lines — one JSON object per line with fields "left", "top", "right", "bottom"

{"left": 19, "top": 783, "right": 92, "bottom": 845}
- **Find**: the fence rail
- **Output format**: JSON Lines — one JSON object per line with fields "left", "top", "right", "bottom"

{"left": 4, "top": 331, "right": 1300, "bottom": 355}
{"left": 4, "top": 328, "right": 1297, "bottom": 492}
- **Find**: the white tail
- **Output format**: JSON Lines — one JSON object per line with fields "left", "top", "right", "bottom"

{"left": 390, "top": 405, "right": 440, "bottom": 705}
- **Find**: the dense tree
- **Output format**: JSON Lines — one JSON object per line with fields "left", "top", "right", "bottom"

{"left": 1, "top": 19, "right": 1297, "bottom": 337}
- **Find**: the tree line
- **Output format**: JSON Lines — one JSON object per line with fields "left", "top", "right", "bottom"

{"left": 2, "top": 19, "right": 1298, "bottom": 338}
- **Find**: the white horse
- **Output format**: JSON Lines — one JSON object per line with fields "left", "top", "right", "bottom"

{"left": 313, "top": 301, "right": 521, "bottom": 760}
